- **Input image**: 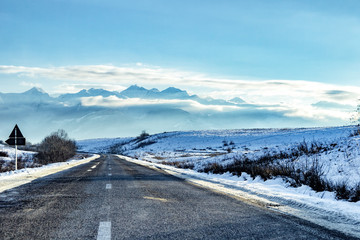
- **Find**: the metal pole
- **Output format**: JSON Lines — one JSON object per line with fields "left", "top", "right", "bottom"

{"left": 15, "top": 145, "right": 18, "bottom": 171}
{"left": 15, "top": 125, "right": 17, "bottom": 171}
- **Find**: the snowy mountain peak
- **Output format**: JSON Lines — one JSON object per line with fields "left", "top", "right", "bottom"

{"left": 23, "top": 87, "right": 48, "bottom": 95}
{"left": 78, "top": 89, "right": 88, "bottom": 94}
{"left": 150, "top": 88, "right": 160, "bottom": 93}
{"left": 230, "top": 97, "right": 246, "bottom": 104}
{"left": 125, "top": 85, "right": 147, "bottom": 91}
{"left": 87, "top": 88, "right": 115, "bottom": 96}
{"left": 160, "top": 87, "right": 189, "bottom": 99}
{"left": 58, "top": 88, "right": 121, "bottom": 103}
{"left": 162, "top": 87, "right": 186, "bottom": 94}
{"left": 120, "top": 85, "right": 154, "bottom": 98}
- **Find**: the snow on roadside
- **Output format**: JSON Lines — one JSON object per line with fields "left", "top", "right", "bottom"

{"left": 0, "top": 154, "right": 100, "bottom": 193}
{"left": 120, "top": 155, "right": 360, "bottom": 238}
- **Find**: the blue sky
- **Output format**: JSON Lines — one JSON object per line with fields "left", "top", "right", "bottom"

{"left": 0, "top": 0, "right": 360, "bottom": 129}
{"left": 1, "top": 0, "right": 360, "bottom": 84}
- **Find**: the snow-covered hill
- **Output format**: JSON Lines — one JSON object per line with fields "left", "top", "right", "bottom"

{"left": 78, "top": 125, "right": 360, "bottom": 200}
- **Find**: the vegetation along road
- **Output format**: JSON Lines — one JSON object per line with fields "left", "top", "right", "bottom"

{"left": 0, "top": 155, "right": 356, "bottom": 239}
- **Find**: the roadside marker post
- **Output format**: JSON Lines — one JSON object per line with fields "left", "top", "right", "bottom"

{"left": 5, "top": 124, "right": 26, "bottom": 171}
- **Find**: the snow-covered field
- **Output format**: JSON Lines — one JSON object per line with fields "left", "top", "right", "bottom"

{"left": 77, "top": 137, "right": 132, "bottom": 153}
{"left": 0, "top": 144, "right": 37, "bottom": 171}
{"left": 78, "top": 125, "right": 360, "bottom": 237}
{"left": 79, "top": 126, "right": 360, "bottom": 189}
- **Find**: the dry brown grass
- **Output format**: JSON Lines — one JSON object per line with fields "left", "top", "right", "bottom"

{"left": 207, "top": 152, "right": 227, "bottom": 157}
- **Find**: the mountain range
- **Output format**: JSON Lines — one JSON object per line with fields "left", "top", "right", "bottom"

{"left": 0, "top": 85, "right": 245, "bottom": 105}
{"left": 56, "top": 85, "right": 246, "bottom": 106}
{"left": 0, "top": 85, "right": 339, "bottom": 142}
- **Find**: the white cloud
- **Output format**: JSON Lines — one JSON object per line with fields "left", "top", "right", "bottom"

{"left": 20, "top": 81, "right": 42, "bottom": 88}
{"left": 1, "top": 64, "right": 359, "bottom": 102}
{"left": 81, "top": 96, "right": 240, "bottom": 113}
{"left": 55, "top": 83, "right": 127, "bottom": 94}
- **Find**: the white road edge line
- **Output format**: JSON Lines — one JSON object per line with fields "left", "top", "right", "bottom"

{"left": 97, "top": 221, "right": 111, "bottom": 240}
{"left": 106, "top": 184, "right": 112, "bottom": 189}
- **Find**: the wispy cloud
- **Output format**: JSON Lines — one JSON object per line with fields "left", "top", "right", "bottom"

{"left": 20, "top": 81, "right": 43, "bottom": 88}
{"left": 81, "top": 96, "right": 240, "bottom": 113}
{"left": 56, "top": 83, "right": 127, "bottom": 94}
{"left": 1, "top": 64, "right": 359, "bottom": 101}
{"left": 0, "top": 64, "right": 201, "bottom": 85}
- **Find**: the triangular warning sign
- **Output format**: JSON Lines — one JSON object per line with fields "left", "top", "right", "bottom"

{"left": 9, "top": 127, "right": 16, "bottom": 138}
{"left": 9, "top": 124, "right": 24, "bottom": 138}
{"left": 6, "top": 124, "right": 26, "bottom": 146}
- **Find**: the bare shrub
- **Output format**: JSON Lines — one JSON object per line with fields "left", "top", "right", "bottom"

{"left": 136, "top": 140, "right": 157, "bottom": 148}
{"left": 349, "top": 128, "right": 360, "bottom": 137}
{"left": 0, "top": 160, "right": 5, "bottom": 172}
{"left": 0, "top": 151, "right": 8, "bottom": 157}
{"left": 202, "top": 162, "right": 224, "bottom": 174}
{"left": 208, "top": 152, "right": 227, "bottom": 157}
{"left": 161, "top": 161, "right": 194, "bottom": 169}
{"left": 350, "top": 184, "right": 360, "bottom": 202}
{"left": 35, "top": 129, "right": 76, "bottom": 164}
{"left": 136, "top": 130, "right": 150, "bottom": 142}
{"left": 332, "top": 181, "right": 352, "bottom": 200}
{"left": 297, "top": 140, "right": 309, "bottom": 155}
{"left": 179, "top": 153, "right": 192, "bottom": 158}
{"left": 301, "top": 159, "right": 327, "bottom": 192}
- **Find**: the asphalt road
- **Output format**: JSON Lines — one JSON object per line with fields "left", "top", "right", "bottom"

{"left": 0, "top": 155, "right": 357, "bottom": 240}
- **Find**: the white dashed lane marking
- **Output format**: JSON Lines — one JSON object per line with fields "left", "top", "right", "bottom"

{"left": 144, "top": 196, "right": 169, "bottom": 202}
{"left": 97, "top": 221, "right": 111, "bottom": 240}
{"left": 106, "top": 184, "right": 112, "bottom": 189}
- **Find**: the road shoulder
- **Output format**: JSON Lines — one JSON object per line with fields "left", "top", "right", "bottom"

{"left": 0, "top": 154, "right": 100, "bottom": 193}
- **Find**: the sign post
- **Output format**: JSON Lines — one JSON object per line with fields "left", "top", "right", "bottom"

{"left": 5, "top": 124, "right": 26, "bottom": 171}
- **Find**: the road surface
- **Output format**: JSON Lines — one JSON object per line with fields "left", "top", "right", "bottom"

{"left": 0, "top": 155, "right": 356, "bottom": 239}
